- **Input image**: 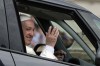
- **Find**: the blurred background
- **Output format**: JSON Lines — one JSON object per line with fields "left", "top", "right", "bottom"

{"left": 68, "top": 0, "right": 100, "bottom": 17}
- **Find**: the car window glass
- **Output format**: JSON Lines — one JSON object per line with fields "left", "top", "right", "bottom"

{"left": 64, "top": 20, "right": 96, "bottom": 54}
{"left": 51, "top": 21, "right": 94, "bottom": 64}
{"left": 79, "top": 11, "right": 100, "bottom": 41}
{"left": 94, "top": 19, "right": 100, "bottom": 29}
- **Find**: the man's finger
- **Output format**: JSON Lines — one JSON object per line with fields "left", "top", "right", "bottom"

{"left": 51, "top": 27, "right": 57, "bottom": 35}
{"left": 54, "top": 29, "right": 59, "bottom": 36}
{"left": 46, "top": 32, "right": 48, "bottom": 36}
{"left": 54, "top": 28, "right": 58, "bottom": 35}
{"left": 48, "top": 26, "right": 52, "bottom": 34}
{"left": 54, "top": 30, "right": 59, "bottom": 38}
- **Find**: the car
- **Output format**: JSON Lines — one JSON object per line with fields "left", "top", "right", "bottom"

{"left": 0, "top": 0, "right": 100, "bottom": 66}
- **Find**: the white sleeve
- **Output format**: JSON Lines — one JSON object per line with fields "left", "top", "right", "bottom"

{"left": 26, "top": 46, "right": 36, "bottom": 55}
{"left": 40, "top": 45, "right": 58, "bottom": 60}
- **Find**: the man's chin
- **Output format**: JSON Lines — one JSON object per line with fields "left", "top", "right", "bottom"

{"left": 25, "top": 42, "right": 31, "bottom": 46}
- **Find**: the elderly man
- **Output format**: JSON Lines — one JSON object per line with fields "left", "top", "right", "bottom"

{"left": 20, "top": 13, "right": 59, "bottom": 60}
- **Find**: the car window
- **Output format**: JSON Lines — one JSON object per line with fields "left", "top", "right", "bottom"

{"left": 51, "top": 21, "right": 94, "bottom": 64}
{"left": 18, "top": 11, "right": 94, "bottom": 63}
{"left": 79, "top": 10, "right": 100, "bottom": 40}
{"left": 16, "top": 2, "right": 95, "bottom": 65}
{"left": 64, "top": 20, "right": 96, "bottom": 54}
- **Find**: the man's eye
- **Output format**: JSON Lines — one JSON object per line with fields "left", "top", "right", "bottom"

{"left": 26, "top": 28, "right": 31, "bottom": 31}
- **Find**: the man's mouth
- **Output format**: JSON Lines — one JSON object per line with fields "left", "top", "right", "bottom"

{"left": 26, "top": 37, "right": 32, "bottom": 41}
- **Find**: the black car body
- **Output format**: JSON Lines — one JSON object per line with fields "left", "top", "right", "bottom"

{"left": 0, "top": 0, "right": 100, "bottom": 66}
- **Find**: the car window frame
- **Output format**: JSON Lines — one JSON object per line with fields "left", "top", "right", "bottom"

{"left": 3, "top": 0, "right": 26, "bottom": 52}
{"left": 76, "top": 10, "right": 98, "bottom": 50}
{"left": 0, "top": 0, "right": 9, "bottom": 49}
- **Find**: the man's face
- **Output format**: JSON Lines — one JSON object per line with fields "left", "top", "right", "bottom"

{"left": 22, "top": 19, "right": 35, "bottom": 45}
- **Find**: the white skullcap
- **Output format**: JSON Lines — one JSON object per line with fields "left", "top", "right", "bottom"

{"left": 19, "top": 12, "right": 32, "bottom": 22}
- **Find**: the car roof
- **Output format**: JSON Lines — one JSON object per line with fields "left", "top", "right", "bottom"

{"left": 17, "top": 0, "right": 90, "bottom": 20}
{"left": 17, "top": 0, "right": 89, "bottom": 12}
{"left": 41, "top": 0, "right": 88, "bottom": 11}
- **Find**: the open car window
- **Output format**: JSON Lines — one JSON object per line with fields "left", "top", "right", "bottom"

{"left": 16, "top": 1, "right": 96, "bottom": 66}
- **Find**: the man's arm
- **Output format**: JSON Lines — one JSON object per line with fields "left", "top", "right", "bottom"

{"left": 40, "top": 26, "right": 59, "bottom": 60}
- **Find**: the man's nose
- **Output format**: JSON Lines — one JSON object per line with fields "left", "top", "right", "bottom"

{"left": 29, "top": 31, "right": 34, "bottom": 37}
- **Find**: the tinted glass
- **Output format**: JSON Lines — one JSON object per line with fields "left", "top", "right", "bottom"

{"left": 79, "top": 11, "right": 100, "bottom": 40}
{"left": 64, "top": 20, "right": 96, "bottom": 54}
{"left": 51, "top": 21, "right": 94, "bottom": 63}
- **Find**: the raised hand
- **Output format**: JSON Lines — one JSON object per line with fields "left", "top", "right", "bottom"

{"left": 46, "top": 26, "right": 59, "bottom": 47}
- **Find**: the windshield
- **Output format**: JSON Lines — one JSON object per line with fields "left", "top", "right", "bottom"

{"left": 78, "top": 10, "right": 100, "bottom": 39}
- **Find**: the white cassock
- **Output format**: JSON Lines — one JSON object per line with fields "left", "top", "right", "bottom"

{"left": 26, "top": 45, "right": 57, "bottom": 60}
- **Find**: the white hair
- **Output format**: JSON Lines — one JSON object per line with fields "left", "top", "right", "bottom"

{"left": 19, "top": 12, "right": 32, "bottom": 22}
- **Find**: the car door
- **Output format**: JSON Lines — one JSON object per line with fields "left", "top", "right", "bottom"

{"left": 12, "top": 53, "right": 77, "bottom": 66}
{"left": 6, "top": 0, "right": 77, "bottom": 66}
{"left": 8, "top": 0, "right": 98, "bottom": 66}
{"left": 0, "top": 0, "right": 15, "bottom": 66}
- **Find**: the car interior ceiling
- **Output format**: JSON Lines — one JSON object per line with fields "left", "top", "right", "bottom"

{"left": 17, "top": 4, "right": 72, "bottom": 20}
